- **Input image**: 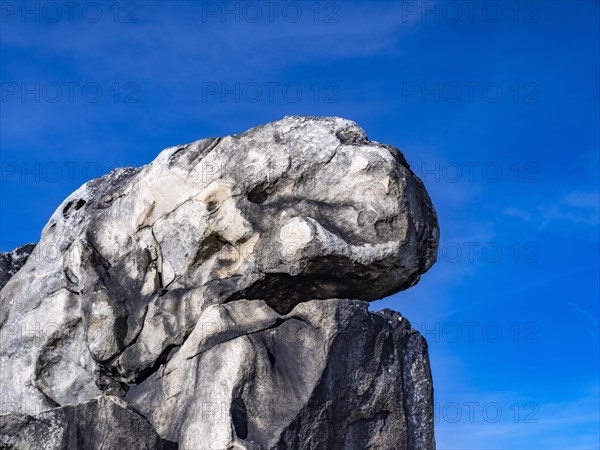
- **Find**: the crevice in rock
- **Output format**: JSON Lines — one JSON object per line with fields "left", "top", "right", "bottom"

{"left": 86, "top": 239, "right": 112, "bottom": 271}
{"left": 180, "top": 137, "right": 221, "bottom": 179}
{"left": 119, "top": 302, "right": 149, "bottom": 352}
{"left": 127, "top": 343, "right": 181, "bottom": 385}
{"left": 231, "top": 396, "right": 249, "bottom": 440}
{"left": 266, "top": 347, "right": 277, "bottom": 367}
{"left": 225, "top": 266, "right": 369, "bottom": 315}
{"left": 184, "top": 315, "right": 315, "bottom": 363}
{"left": 95, "top": 362, "right": 129, "bottom": 397}
{"left": 162, "top": 440, "right": 180, "bottom": 450}
{"left": 184, "top": 318, "right": 283, "bottom": 361}
{"left": 167, "top": 146, "right": 187, "bottom": 162}
{"left": 34, "top": 386, "right": 61, "bottom": 410}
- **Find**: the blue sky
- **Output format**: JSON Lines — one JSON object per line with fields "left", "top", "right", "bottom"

{"left": 1, "top": 1, "right": 598, "bottom": 448}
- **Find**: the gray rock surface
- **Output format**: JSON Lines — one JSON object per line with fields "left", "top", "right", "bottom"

{"left": 0, "top": 395, "right": 168, "bottom": 449}
{"left": 125, "top": 299, "right": 434, "bottom": 449}
{"left": 0, "top": 244, "right": 35, "bottom": 290}
{"left": 0, "top": 116, "right": 438, "bottom": 449}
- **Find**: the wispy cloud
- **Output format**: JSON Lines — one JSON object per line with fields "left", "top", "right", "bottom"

{"left": 0, "top": 2, "right": 422, "bottom": 79}
{"left": 436, "top": 384, "right": 600, "bottom": 449}
{"left": 503, "top": 207, "right": 531, "bottom": 221}
{"left": 567, "top": 301, "right": 600, "bottom": 339}
{"left": 503, "top": 189, "right": 600, "bottom": 228}
{"left": 539, "top": 190, "right": 600, "bottom": 226}
{"left": 0, "top": 1, "right": 424, "bottom": 145}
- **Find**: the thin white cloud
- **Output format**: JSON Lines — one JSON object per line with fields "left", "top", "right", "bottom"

{"left": 503, "top": 189, "right": 600, "bottom": 228}
{"left": 502, "top": 207, "right": 531, "bottom": 221}
{"left": 567, "top": 301, "right": 600, "bottom": 339}
{"left": 539, "top": 190, "right": 599, "bottom": 227}
{"left": 436, "top": 384, "right": 600, "bottom": 449}
{"left": 0, "top": 2, "right": 422, "bottom": 80}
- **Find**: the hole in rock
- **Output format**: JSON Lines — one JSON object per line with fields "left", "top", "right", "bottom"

{"left": 247, "top": 184, "right": 272, "bottom": 204}
{"left": 226, "top": 260, "right": 367, "bottom": 315}
{"left": 62, "top": 199, "right": 86, "bottom": 218}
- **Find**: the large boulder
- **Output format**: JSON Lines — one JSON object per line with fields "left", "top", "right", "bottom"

{"left": 125, "top": 299, "right": 434, "bottom": 449}
{"left": 0, "top": 116, "right": 439, "bottom": 449}
{"left": 0, "top": 395, "right": 170, "bottom": 450}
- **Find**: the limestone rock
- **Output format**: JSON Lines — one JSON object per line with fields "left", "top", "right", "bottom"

{"left": 0, "top": 116, "right": 439, "bottom": 449}
{"left": 0, "top": 395, "right": 169, "bottom": 449}
{"left": 125, "top": 299, "right": 434, "bottom": 449}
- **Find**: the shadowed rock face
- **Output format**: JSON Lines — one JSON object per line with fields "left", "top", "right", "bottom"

{"left": 0, "top": 116, "right": 438, "bottom": 449}
{"left": 0, "top": 396, "right": 172, "bottom": 449}
{"left": 124, "top": 299, "right": 435, "bottom": 450}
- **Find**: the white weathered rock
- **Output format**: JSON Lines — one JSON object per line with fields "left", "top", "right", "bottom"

{"left": 0, "top": 116, "right": 438, "bottom": 449}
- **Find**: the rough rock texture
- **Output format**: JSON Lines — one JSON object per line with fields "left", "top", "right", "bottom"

{"left": 0, "top": 395, "right": 169, "bottom": 449}
{"left": 0, "top": 116, "right": 438, "bottom": 449}
{"left": 125, "top": 299, "right": 434, "bottom": 449}
{"left": 0, "top": 244, "right": 35, "bottom": 290}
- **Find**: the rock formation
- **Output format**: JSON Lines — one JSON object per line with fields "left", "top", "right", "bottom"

{"left": 0, "top": 396, "right": 172, "bottom": 450}
{"left": 0, "top": 244, "right": 35, "bottom": 291}
{"left": 0, "top": 116, "right": 439, "bottom": 449}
